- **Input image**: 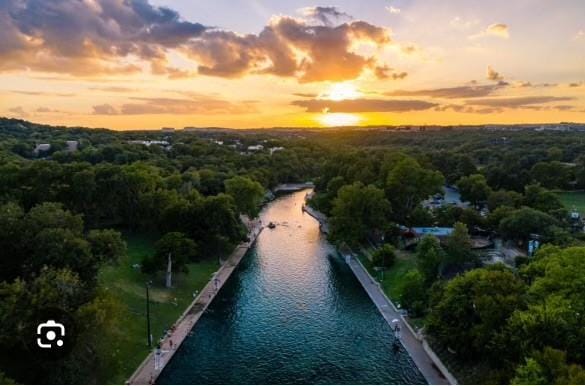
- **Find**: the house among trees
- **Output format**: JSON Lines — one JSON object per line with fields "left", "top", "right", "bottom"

{"left": 247, "top": 144, "right": 264, "bottom": 151}
{"left": 66, "top": 140, "right": 79, "bottom": 152}
{"left": 33, "top": 143, "right": 51, "bottom": 156}
{"left": 401, "top": 226, "right": 454, "bottom": 249}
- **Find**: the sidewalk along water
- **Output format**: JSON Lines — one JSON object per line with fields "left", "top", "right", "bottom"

{"left": 158, "top": 189, "right": 425, "bottom": 384}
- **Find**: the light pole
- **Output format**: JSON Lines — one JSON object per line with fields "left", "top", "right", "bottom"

{"left": 146, "top": 281, "right": 152, "bottom": 348}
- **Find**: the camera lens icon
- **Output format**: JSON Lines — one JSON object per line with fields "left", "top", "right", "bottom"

{"left": 37, "top": 320, "right": 66, "bottom": 349}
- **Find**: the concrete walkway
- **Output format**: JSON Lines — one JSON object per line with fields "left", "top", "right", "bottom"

{"left": 346, "top": 255, "right": 451, "bottom": 385}
{"left": 301, "top": 204, "right": 330, "bottom": 235}
{"left": 127, "top": 222, "right": 263, "bottom": 385}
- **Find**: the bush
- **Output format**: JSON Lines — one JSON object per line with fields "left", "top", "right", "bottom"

{"left": 371, "top": 244, "right": 396, "bottom": 268}
{"left": 399, "top": 270, "right": 427, "bottom": 317}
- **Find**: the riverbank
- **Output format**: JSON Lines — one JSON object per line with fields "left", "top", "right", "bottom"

{"left": 345, "top": 252, "right": 455, "bottom": 385}
{"left": 301, "top": 203, "right": 330, "bottom": 234}
{"left": 272, "top": 182, "right": 315, "bottom": 194}
{"left": 127, "top": 221, "right": 263, "bottom": 385}
{"left": 303, "top": 202, "right": 456, "bottom": 385}
{"left": 99, "top": 234, "right": 219, "bottom": 383}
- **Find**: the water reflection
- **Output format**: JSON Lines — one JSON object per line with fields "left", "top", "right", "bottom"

{"left": 158, "top": 190, "right": 425, "bottom": 384}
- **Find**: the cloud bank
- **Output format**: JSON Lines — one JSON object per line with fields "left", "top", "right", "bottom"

{"left": 0, "top": 1, "right": 395, "bottom": 82}
{"left": 292, "top": 98, "right": 437, "bottom": 113}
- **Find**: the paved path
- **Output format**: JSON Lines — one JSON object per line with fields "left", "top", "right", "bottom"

{"left": 301, "top": 204, "right": 330, "bottom": 235}
{"left": 273, "top": 182, "right": 315, "bottom": 193}
{"left": 346, "top": 255, "right": 451, "bottom": 385}
{"left": 128, "top": 223, "right": 263, "bottom": 385}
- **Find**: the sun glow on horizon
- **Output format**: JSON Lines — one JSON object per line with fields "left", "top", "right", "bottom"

{"left": 319, "top": 112, "right": 362, "bottom": 127}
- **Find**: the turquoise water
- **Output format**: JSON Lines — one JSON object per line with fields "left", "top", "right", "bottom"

{"left": 158, "top": 190, "right": 425, "bottom": 384}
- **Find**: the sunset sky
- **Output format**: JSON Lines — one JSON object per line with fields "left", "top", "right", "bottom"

{"left": 1, "top": 0, "right": 584, "bottom": 129}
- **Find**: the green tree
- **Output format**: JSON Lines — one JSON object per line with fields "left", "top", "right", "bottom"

{"left": 512, "top": 347, "right": 585, "bottom": 385}
{"left": 24, "top": 202, "right": 84, "bottom": 237}
{"left": 506, "top": 246, "right": 585, "bottom": 364}
{"left": 0, "top": 268, "right": 120, "bottom": 384}
{"left": 371, "top": 244, "right": 396, "bottom": 268}
{"left": 87, "top": 229, "right": 126, "bottom": 264}
{"left": 32, "top": 228, "right": 96, "bottom": 283}
{"left": 444, "top": 222, "right": 473, "bottom": 267}
{"left": 427, "top": 265, "right": 526, "bottom": 361}
{"left": 330, "top": 182, "right": 391, "bottom": 245}
{"left": 457, "top": 174, "right": 492, "bottom": 207}
{"left": 224, "top": 176, "right": 265, "bottom": 217}
{"left": 523, "top": 184, "right": 565, "bottom": 215}
{"left": 530, "top": 161, "right": 572, "bottom": 189}
{"left": 0, "top": 202, "right": 26, "bottom": 282}
{"left": 487, "top": 190, "right": 523, "bottom": 211}
{"left": 399, "top": 270, "right": 427, "bottom": 317}
{"left": 499, "top": 207, "right": 558, "bottom": 243}
{"left": 142, "top": 232, "right": 197, "bottom": 276}
{"left": 386, "top": 158, "right": 444, "bottom": 224}
{"left": 416, "top": 235, "right": 444, "bottom": 284}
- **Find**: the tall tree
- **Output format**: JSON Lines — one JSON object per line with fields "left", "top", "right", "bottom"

{"left": 330, "top": 182, "right": 391, "bottom": 245}
{"left": 87, "top": 229, "right": 127, "bottom": 264}
{"left": 416, "top": 235, "right": 444, "bottom": 284}
{"left": 142, "top": 232, "right": 197, "bottom": 280}
{"left": 427, "top": 265, "right": 526, "bottom": 361}
{"left": 444, "top": 222, "right": 473, "bottom": 267}
{"left": 385, "top": 158, "right": 444, "bottom": 224}
{"left": 224, "top": 176, "right": 265, "bottom": 217}
{"left": 457, "top": 174, "right": 492, "bottom": 208}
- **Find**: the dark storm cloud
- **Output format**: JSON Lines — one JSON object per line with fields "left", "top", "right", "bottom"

{"left": 292, "top": 98, "right": 437, "bottom": 113}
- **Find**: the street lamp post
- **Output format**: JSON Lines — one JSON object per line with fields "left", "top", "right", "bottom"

{"left": 146, "top": 281, "right": 152, "bottom": 348}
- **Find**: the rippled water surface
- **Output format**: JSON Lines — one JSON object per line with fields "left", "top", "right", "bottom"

{"left": 158, "top": 190, "right": 425, "bottom": 384}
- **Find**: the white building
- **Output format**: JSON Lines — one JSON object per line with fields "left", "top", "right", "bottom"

{"left": 66, "top": 140, "right": 79, "bottom": 152}
{"left": 33, "top": 143, "right": 51, "bottom": 156}
{"left": 247, "top": 145, "right": 264, "bottom": 151}
{"left": 269, "top": 146, "right": 284, "bottom": 155}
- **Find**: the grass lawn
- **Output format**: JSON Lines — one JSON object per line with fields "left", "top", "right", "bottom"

{"left": 556, "top": 190, "right": 585, "bottom": 213}
{"left": 360, "top": 249, "right": 416, "bottom": 303}
{"left": 357, "top": 248, "right": 417, "bottom": 302}
{"left": 357, "top": 247, "right": 422, "bottom": 329}
{"left": 98, "top": 233, "right": 219, "bottom": 384}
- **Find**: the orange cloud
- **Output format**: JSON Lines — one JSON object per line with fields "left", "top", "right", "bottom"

{"left": 0, "top": 1, "right": 394, "bottom": 83}
{"left": 93, "top": 96, "right": 257, "bottom": 115}
{"left": 186, "top": 16, "right": 392, "bottom": 82}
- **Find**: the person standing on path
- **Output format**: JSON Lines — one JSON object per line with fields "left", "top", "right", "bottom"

{"left": 154, "top": 345, "right": 162, "bottom": 370}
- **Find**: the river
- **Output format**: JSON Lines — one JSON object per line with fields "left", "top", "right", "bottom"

{"left": 158, "top": 189, "right": 425, "bottom": 384}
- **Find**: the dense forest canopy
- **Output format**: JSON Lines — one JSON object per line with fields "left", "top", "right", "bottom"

{"left": 1, "top": 118, "right": 585, "bottom": 384}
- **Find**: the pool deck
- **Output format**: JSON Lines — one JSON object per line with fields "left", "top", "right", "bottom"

{"left": 346, "top": 254, "right": 456, "bottom": 385}
{"left": 127, "top": 223, "right": 263, "bottom": 385}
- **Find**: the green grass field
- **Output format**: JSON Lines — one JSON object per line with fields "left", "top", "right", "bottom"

{"left": 357, "top": 248, "right": 424, "bottom": 329}
{"left": 357, "top": 248, "right": 417, "bottom": 302}
{"left": 556, "top": 191, "right": 585, "bottom": 213}
{"left": 99, "top": 233, "right": 219, "bottom": 383}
